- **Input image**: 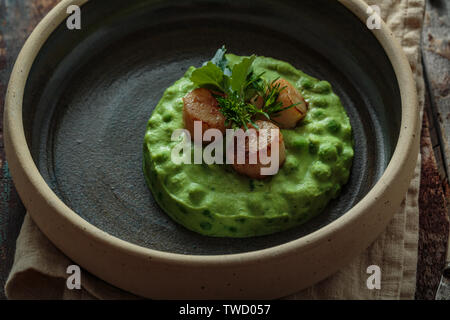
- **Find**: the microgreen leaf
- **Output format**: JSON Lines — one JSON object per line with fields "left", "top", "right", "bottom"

{"left": 215, "top": 91, "right": 267, "bottom": 130}
{"left": 210, "top": 45, "right": 232, "bottom": 77}
{"left": 230, "top": 55, "right": 256, "bottom": 96}
{"left": 190, "top": 62, "right": 228, "bottom": 93}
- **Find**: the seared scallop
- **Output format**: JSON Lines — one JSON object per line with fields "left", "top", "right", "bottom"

{"left": 250, "top": 94, "right": 264, "bottom": 109}
{"left": 183, "top": 88, "right": 226, "bottom": 144}
{"left": 271, "top": 79, "right": 308, "bottom": 129}
{"left": 231, "top": 120, "right": 286, "bottom": 179}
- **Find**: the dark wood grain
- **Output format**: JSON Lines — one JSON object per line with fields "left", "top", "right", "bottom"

{"left": 0, "top": 0, "right": 59, "bottom": 300}
{"left": 422, "top": 0, "right": 450, "bottom": 179}
{"left": 416, "top": 102, "right": 450, "bottom": 300}
{"left": 0, "top": 0, "right": 25, "bottom": 301}
{"left": 417, "top": 0, "right": 450, "bottom": 300}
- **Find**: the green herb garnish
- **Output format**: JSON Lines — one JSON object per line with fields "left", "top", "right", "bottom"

{"left": 230, "top": 55, "right": 256, "bottom": 96}
{"left": 209, "top": 45, "right": 232, "bottom": 76}
{"left": 215, "top": 92, "right": 267, "bottom": 130}
{"left": 190, "top": 46, "right": 300, "bottom": 129}
{"left": 190, "top": 61, "right": 229, "bottom": 93}
{"left": 251, "top": 77, "right": 301, "bottom": 116}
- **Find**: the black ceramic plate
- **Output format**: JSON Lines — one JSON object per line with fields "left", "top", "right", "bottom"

{"left": 23, "top": 0, "right": 401, "bottom": 255}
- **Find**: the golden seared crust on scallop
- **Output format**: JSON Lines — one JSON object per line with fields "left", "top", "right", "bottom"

{"left": 271, "top": 79, "right": 308, "bottom": 129}
{"left": 250, "top": 94, "right": 264, "bottom": 109}
{"left": 231, "top": 120, "right": 286, "bottom": 179}
{"left": 183, "top": 88, "right": 226, "bottom": 143}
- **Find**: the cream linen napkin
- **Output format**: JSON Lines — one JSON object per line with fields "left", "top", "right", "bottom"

{"left": 5, "top": 0, "right": 426, "bottom": 299}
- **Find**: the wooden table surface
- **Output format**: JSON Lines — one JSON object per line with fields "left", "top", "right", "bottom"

{"left": 0, "top": 0, "right": 449, "bottom": 300}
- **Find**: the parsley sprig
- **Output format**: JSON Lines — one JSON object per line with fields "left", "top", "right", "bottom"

{"left": 189, "top": 46, "right": 300, "bottom": 129}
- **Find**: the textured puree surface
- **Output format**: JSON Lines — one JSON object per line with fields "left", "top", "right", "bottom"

{"left": 143, "top": 55, "right": 354, "bottom": 237}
